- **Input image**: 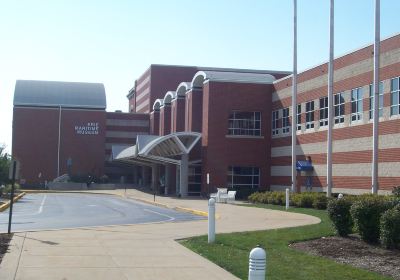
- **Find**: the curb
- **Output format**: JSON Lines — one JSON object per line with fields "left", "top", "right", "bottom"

{"left": 130, "top": 197, "right": 209, "bottom": 217}
{"left": 0, "top": 192, "right": 26, "bottom": 212}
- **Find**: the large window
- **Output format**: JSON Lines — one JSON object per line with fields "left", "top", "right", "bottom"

{"left": 369, "top": 82, "right": 384, "bottom": 119}
{"left": 272, "top": 110, "right": 280, "bottom": 135}
{"left": 188, "top": 165, "right": 202, "bottom": 196}
{"left": 227, "top": 166, "right": 260, "bottom": 189}
{"left": 391, "top": 77, "right": 400, "bottom": 116}
{"left": 282, "top": 108, "right": 290, "bottom": 134}
{"left": 297, "top": 104, "right": 302, "bottom": 131}
{"left": 351, "top": 87, "right": 363, "bottom": 122}
{"left": 228, "top": 111, "right": 261, "bottom": 136}
{"left": 334, "top": 92, "right": 345, "bottom": 124}
{"left": 305, "top": 101, "right": 315, "bottom": 129}
{"left": 319, "top": 97, "right": 328, "bottom": 127}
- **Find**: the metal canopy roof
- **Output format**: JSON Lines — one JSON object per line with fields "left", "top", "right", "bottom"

{"left": 112, "top": 132, "right": 201, "bottom": 165}
{"left": 14, "top": 80, "right": 106, "bottom": 109}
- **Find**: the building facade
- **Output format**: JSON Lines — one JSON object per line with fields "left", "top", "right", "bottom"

{"left": 12, "top": 33, "right": 400, "bottom": 195}
{"left": 118, "top": 33, "right": 400, "bottom": 196}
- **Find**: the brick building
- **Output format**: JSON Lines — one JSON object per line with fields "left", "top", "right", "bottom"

{"left": 13, "top": 33, "right": 400, "bottom": 195}
{"left": 12, "top": 80, "right": 149, "bottom": 186}
{"left": 116, "top": 33, "right": 400, "bottom": 196}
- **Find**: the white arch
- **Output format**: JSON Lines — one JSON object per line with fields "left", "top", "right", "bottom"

{"left": 175, "top": 82, "right": 191, "bottom": 97}
{"left": 152, "top": 99, "right": 163, "bottom": 111}
{"left": 163, "top": 91, "right": 175, "bottom": 105}
{"left": 139, "top": 132, "right": 202, "bottom": 157}
{"left": 191, "top": 71, "right": 207, "bottom": 88}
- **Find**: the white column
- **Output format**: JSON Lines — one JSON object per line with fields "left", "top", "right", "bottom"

{"left": 180, "top": 153, "right": 189, "bottom": 197}
{"left": 327, "top": 0, "right": 334, "bottom": 197}
{"left": 291, "top": 0, "right": 298, "bottom": 193}
{"left": 372, "top": 0, "right": 380, "bottom": 194}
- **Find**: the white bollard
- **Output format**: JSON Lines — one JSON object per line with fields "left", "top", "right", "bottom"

{"left": 338, "top": 193, "right": 343, "bottom": 199}
{"left": 249, "top": 246, "right": 266, "bottom": 280}
{"left": 285, "top": 188, "right": 290, "bottom": 210}
{"left": 208, "top": 198, "right": 215, "bottom": 243}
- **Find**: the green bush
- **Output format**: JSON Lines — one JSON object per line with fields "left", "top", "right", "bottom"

{"left": 312, "top": 193, "right": 330, "bottom": 209}
{"left": 350, "top": 195, "right": 391, "bottom": 243}
{"left": 327, "top": 198, "right": 354, "bottom": 236}
{"left": 392, "top": 186, "right": 400, "bottom": 197}
{"left": 380, "top": 204, "right": 400, "bottom": 249}
{"left": 292, "top": 192, "right": 314, "bottom": 208}
{"left": 269, "top": 191, "right": 285, "bottom": 205}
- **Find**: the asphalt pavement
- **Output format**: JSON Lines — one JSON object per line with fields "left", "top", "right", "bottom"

{"left": 0, "top": 193, "right": 204, "bottom": 232}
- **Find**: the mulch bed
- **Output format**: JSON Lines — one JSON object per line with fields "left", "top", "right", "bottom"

{"left": 0, "top": 233, "right": 13, "bottom": 264}
{"left": 291, "top": 236, "right": 400, "bottom": 279}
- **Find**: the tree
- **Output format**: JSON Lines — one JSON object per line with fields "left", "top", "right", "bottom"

{"left": 0, "top": 145, "right": 11, "bottom": 185}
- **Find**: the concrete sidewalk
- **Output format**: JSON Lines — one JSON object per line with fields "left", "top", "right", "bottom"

{"left": 1, "top": 189, "right": 320, "bottom": 280}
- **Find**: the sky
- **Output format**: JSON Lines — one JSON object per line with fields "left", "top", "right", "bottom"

{"left": 1, "top": 0, "right": 399, "bottom": 154}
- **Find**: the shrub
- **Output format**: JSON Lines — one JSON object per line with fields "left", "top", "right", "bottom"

{"left": 380, "top": 204, "right": 400, "bottom": 249}
{"left": 292, "top": 192, "right": 314, "bottom": 208}
{"left": 392, "top": 186, "right": 400, "bottom": 197}
{"left": 350, "top": 195, "right": 392, "bottom": 243}
{"left": 312, "top": 193, "right": 329, "bottom": 209}
{"left": 327, "top": 198, "right": 354, "bottom": 236}
{"left": 269, "top": 191, "right": 285, "bottom": 205}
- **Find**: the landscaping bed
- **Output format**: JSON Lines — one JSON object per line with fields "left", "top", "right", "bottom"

{"left": 292, "top": 235, "right": 400, "bottom": 279}
{"left": 0, "top": 233, "right": 12, "bottom": 264}
{"left": 181, "top": 204, "right": 391, "bottom": 280}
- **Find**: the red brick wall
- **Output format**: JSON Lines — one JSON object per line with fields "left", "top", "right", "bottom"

{"left": 171, "top": 97, "right": 185, "bottom": 133}
{"left": 12, "top": 107, "right": 106, "bottom": 184}
{"left": 201, "top": 81, "right": 273, "bottom": 193}
{"left": 150, "top": 111, "right": 160, "bottom": 135}
{"left": 160, "top": 105, "right": 171, "bottom": 136}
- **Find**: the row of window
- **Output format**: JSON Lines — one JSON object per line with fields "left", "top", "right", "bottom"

{"left": 272, "top": 77, "right": 400, "bottom": 135}
{"left": 226, "top": 77, "right": 400, "bottom": 137}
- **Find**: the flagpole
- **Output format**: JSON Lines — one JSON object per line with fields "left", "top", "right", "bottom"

{"left": 291, "top": 0, "right": 297, "bottom": 193}
{"left": 372, "top": 0, "right": 380, "bottom": 194}
{"left": 327, "top": 0, "right": 334, "bottom": 197}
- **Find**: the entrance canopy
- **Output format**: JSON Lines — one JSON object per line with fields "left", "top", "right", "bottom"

{"left": 112, "top": 132, "right": 201, "bottom": 165}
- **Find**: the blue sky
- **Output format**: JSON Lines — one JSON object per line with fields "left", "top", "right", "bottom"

{"left": 1, "top": 0, "right": 399, "bottom": 153}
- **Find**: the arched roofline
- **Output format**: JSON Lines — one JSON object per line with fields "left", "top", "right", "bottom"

{"left": 163, "top": 91, "right": 175, "bottom": 105}
{"left": 152, "top": 99, "right": 163, "bottom": 111}
{"left": 191, "top": 71, "right": 207, "bottom": 88}
{"left": 175, "top": 82, "right": 191, "bottom": 97}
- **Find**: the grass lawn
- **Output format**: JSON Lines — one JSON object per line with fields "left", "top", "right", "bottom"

{"left": 180, "top": 204, "right": 392, "bottom": 280}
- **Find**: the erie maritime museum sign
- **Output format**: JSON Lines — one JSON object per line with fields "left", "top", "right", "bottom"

{"left": 75, "top": 122, "right": 99, "bottom": 135}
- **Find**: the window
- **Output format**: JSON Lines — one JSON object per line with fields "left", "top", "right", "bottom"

{"left": 228, "top": 111, "right": 261, "bottom": 136}
{"left": 188, "top": 166, "right": 202, "bottom": 195}
{"left": 351, "top": 87, "right": 363, "bottom": 122}
{"left": 297, "top": 104, "right": 302, "bottom": 131}
{"left": 334, "top": 93, "right": 345, "bottom": 123}
{"left": 305, "top": 101, "right": 314, "bottom": 129}
{"left": 227, "top": 166, "right": 260, "bottom": 189}
{"left": 369, "top": 82, "right": 384, "bottom": 119}
{"left": 282, "top": 108, "right": 290, "bottom": 134}
{"left": 391, "top": 77, "right": 400, "bottom": 116}
{"left": 319, "top": 97, "right": 328, "bottom": 127}
{"left": 272, "top": 110, "right": 280, "bottom": 135}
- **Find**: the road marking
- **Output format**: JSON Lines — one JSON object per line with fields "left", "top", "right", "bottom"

{"left": 144, "top": 209, "right": 175, "bottom": 222}
{"left": 37, "top": 195, "right": 47, "bottom": 214}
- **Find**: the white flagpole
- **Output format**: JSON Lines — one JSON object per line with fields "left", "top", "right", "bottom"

{"left": 327, "top": 0, "right": 334, "bottom": 197}
{"left": 291, "top": 0, "right": 297, "bottom": 193}
{"left": 372, "top": 0, "right": 380, "bottom": 194}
